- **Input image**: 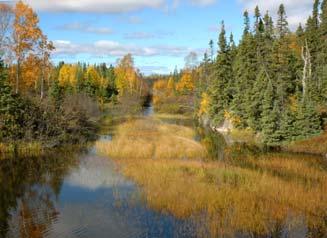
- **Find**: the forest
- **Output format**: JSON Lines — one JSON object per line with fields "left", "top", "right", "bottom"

{"left": 152, "top": 1, "right": 327, "bottom": 148}
{"left": 0, "top": 0, "right": 326, "bottom": 153}
{"left": 0, "top": 1, "right": 326, "bottom": 238}
{"left": 0, "top": 1, "right": 151, "bottom": 153}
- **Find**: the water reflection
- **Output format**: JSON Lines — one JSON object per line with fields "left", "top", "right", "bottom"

{"left": 0, "top": 113, "right": 326, "bottom": 237}
{"left": 0, "top": 149, "right": 199, "bottom": 238}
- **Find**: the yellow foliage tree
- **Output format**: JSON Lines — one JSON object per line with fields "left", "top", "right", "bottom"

{"left": 198, "top": 92, "right": 210, "bottom": 117}
{"left": 21, "top": 54, "right": 40, "bottom": 90}
{"left": 85, "top": 66, "right": 103, "bottom": 88}
{"left": 115, "top": 54, "right": 140, "bottom": 96}
{"left": 12, "top": 0, "right": 42, "bottom": 93}
{"left": 58, "top": 64, "right": 77, "bottom": 87}
{"left": 167, "top": 76, "right": 175, "bottom": 93}
{"left": 153, "top": 79, "right": 168, "bottom": 105}
{"left": 176, "top": 70, "right": 195, "bottom": 94}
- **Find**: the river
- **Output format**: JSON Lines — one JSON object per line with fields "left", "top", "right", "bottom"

{"left": 0, "top": 105, "right": 326, "bottom": 238}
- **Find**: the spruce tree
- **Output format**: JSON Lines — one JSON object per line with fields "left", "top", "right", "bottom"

{"left": 0, "top": 59, "right": 24, "bottom": 140}
{"left": 231, "top": 11, "right": 257, "bottom": 128}
{"left": 209, "top": 21, "right": 232, "bottom": 124}
{"left": 261, "top": 80, "right": 279, "bottom": 145}
{"left": 276, "top": 4, "right": 289, "bottom": 38}
{"left": 317, "top": 0, "right": 327, "bottom": 103}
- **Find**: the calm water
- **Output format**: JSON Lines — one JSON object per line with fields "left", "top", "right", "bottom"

{"left": 0, "top": 106, "right": 326, "bottom": 238}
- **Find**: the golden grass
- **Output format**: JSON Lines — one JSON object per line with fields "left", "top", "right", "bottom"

{"left": 285, "top": 132, "right": 327, "bottom": 155}
{"left": 122, "top": 158, "right": 326, "bottom": 234}
{"left": 0, "top": 142, "right": 43, "bottom": 158}
{"left": 96, "top": 118, "right": 207, "bottom": 160}
{"left": 153, "top": 113, "right": 193, "bottom": 120}
{"left": 97, "top": 117, "right": 327, "bottom": 237}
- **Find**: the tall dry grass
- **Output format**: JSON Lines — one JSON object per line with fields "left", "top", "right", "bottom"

{"left": 97, "top": 117, "right": 327, "bottom": 237}
{"left": 0, "top": 142, "right": 43, "bottom": 158}
{"left": 285, "top": 131, "right": 327, "bottom": 155}
{"left": 96, "top": 118, "right": 207, "bottom": 160}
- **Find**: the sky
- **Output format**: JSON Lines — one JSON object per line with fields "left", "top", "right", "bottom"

{"left": 4, "top": 0, "right": 314, "bottom": 75}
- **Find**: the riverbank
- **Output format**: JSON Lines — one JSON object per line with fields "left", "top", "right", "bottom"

{"left": 283, "top": 131, "right": 327, "bottom": 156}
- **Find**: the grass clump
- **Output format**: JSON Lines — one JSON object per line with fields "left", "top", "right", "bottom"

{"left": 96, "top": 118, "right": 207, "bottom": 160}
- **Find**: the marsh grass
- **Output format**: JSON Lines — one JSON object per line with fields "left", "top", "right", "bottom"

{"left": 97, "top": 116, "right": 327, "bottom": 237}
{"left": 96, "top": 118, "right": 207, "bottom": 160}
{"left": 0, "top": 142, "right": 43, "bottom": 158}
{"left": 285, "top": 131, "right": 327, "bottom": 155}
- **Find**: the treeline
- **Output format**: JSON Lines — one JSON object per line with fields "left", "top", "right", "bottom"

{"left": 0, "top": 1, "right": 147, "bottom": 147}
{"left": 152, "top": 63, "right": 198, "bottom": 114}
{"left": 196, "top": 1, "right": 327, "bottom": 145}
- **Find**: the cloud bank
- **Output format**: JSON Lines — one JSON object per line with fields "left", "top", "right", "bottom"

{"left": 24, "top": 0, "right": 218, "bottom": 13}
{"left": 24, "top": 0, "right": 165, "bottom": 13}
{"left": 57, "top": 22, "right": 113, "bottom": 35}
{"left": 53, "top": 40, "right": 203, "bottom": 58}
{"left": 239, "top": 0, "right": 313, "bottom": 27}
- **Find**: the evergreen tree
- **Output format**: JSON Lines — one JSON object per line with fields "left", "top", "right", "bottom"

{"left": 316, "top": 0, "right": 327, "bottom": 103}
{"left": 243, "top": 11, "right": 250, "bottom": 35}
{"left": 49, "top": 79, "right": 64, "bottom": 108}
{"left": 231, "top": 11, "right": 257, "bottom": 128}
{"left": 198, "top": 1, "right": 324, "bottom": 145}
{"left": 293, "top": 99, "right": 321, "bottom": 139}
{"left": 261, "top": 80, "right": 279, "bottom": 145}
{"left": 209, "top": 21, "right": 232, "bottom": 124}
{"left": 276, "top": 4, "right": 289, "bottom": 38}
{"left": 0, "top": 59, "right": 25, "bottom": 140}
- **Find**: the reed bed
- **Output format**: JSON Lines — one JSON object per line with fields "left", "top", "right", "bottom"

{"left": 97, "top": 117, "right": 327, "bottom": 237}
{"left": 285, "top": 131, "right": 327, "bottom": 155}
{"left": 0, "top": 142, "right": 43, "bottom": 158}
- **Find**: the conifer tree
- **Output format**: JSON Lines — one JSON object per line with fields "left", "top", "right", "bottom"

{"left": 0, "top": 59, "right": 24, "bottom": 140}
{"left": 261, "top": 80, "right": 279, "bottom": 145}
{"left": 209, "top": 21, "right": 232, "bottom": 124}
{"left": 231, "top": 11, "right": 256, "bottom": 127}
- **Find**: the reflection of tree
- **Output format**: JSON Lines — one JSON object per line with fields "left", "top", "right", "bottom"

{"left": 18, "top": 187, "right": 58, "bottom": 238}
{"left": 0, "top": 150, "right": 78, "bottom": 237}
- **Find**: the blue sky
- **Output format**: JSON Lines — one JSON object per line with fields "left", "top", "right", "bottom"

{"left": 15, "top": 0, "right": 313, "bottom": 75}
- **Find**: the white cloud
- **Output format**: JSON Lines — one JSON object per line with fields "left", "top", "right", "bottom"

{"left": 124, "top": 31, "right": 173, "bottom": 40}
{"left": 172, "top": 0, "right": 217, "bottom": 8}
{"left": 139, "top": 66, "right": 170, "bottom": 75}
{"left": 57, "top": 22, "right": 113, "bottom": 35}
{"left": 239, "top": 0, "right": 313, "bottom": 28}
{"left": 24, "top": 0, "right": 165, "bottom": 13}
{"left": 124, "top": 32, "right": 157, "bottom": 40}
{"left": 53, "top": 39, "right": 202, "bottom": 57}
{"left": 190, "top": 0, "right": 216, "bottom": 6}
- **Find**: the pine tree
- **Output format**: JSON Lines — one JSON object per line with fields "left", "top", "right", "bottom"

{"left": 276, "top": 4, "right": 289, "bottom": 38}
{"left": 293, "top": 99, "right": 321, "bottom": 139}
{"left": 263, "top": 11, "right": 274, "bottom": 40}
{"left": 0, "top": 59, "right": 24, "bottom": 140}
{"left": 316, "top": 0, "right": 327, "bottom": 103}
{"left": 305, "top": 0, "right": 320, "bottom": 97}
{"left": 231, "top": 11, "right": 257, "bottom": 128}
{"left": 209, "top": 39, "right": 214, "bottom": 61}
{"left": 261, "top": 80, "right": 279, "bottom": 145}
{"left": 49, "top": 79, "right": 63, "bottom": 108}
{"left": 243, "top": 11, "right": 250, "bottom": 35}
{"left": 209, "top": 21, "right": 232, "bottom": 124}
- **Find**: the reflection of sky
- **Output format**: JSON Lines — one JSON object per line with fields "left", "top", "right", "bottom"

{"left": 65, "top": 155, "right": 133, "bottom": 190}
{"left": 51, "top": 155, "right": 196, "bottom": 238}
